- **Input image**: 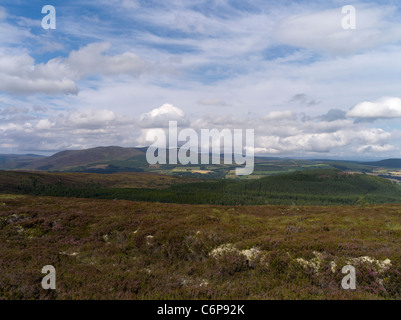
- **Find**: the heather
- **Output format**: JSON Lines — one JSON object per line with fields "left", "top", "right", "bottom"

{"left": 0, "top": 194, "right": 400, "bottom": 300}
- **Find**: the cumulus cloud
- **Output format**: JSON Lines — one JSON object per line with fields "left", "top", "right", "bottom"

{"left": 3, "top": 1, "right": 401, "bottom": 158}
{"left": 0, "top": 42, "right": 149, "bottom": 95}
{"left": 347, "top": 97, "right": 401, "bottom": 119}
{"left": 258, "top": 132, "right": 348, "bottom": 154}
{"left": 0, "top": 101, "right": 398, "bottom": 158}
{"left": 255, "top": 126, "right": 393, "bottom": 155}
{"left": 35, "top": 118, "right": 52, "bottom": 130}
{"left": 0, "top": 52, "right": 78, "bottom": 95}
{"left": 262, "top": 110, "right": 296, "bottom": 121}
{"left": 242, "top": 109, "right": 394, "bottom": 156}
{"left": 139, "top": 103, "right": 189, "bottom": 128}
{"left": 137, "top": 103, "right": 189, "bottom": 151}
{"left": 136, "top": 106, "right": 397, "bottom": 157}
{"left": 63, "top": 109, "right": 119, "bottom": 128}
{"left": 0, "top": 107, "right": 138, "bottom": 152}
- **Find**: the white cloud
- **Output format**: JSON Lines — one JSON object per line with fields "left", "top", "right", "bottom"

{"left": 36, "top": 119, "right": 52, "bottom": 130}
{"left": 275, "top": 5, "right": 401, "bottom": 54}
{"left": 255, "top": 126, "right": 393, "bottom": 156}
{"left": 347, "top": 97, "right": 401, "bottom": 119}
{"left": 2, "top": 1, "right": 401, "bottom": 159}
{"left": 0, "top": 100, "right": 398, "bottom": 158}
{"left": 64, "top": 42, "right": 149, "bottom": 79}
{"left": 0, "top": 43, "right": 149, "bottom": 95}
{"left": 262, "top": 110, "right": 295, "bottom": 121}
{"left": 139, "top": 103, "right": 189, "bottom": 128}
{"left": 65, "top": 109, "right": 117, "bottom": 127}
{"left": 0, "top": 107, "right": 138, "bottom": 152}
{"left": 0, "top": 51, "right": 78, "bottom": 95}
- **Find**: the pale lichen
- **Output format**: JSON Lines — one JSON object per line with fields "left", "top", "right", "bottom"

{"left": 209, "top": 244, "right": 265, "bottom": 267}
{"left": 296, "top": 251, "right": 324, "bottom": 273}
{"left": 347, "top": 256, "right": 392, "bottom": 273}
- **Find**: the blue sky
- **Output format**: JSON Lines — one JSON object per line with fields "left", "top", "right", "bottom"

{"left": 1, "top": 0, "right": 401, "bottom": 159}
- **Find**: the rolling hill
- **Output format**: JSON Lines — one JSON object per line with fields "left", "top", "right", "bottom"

{"left": 361, "top": 159, "right": 401, "bottom": 168}
{"left": 0, "top": 154, "right": 45, "bottom": 170}
{"left": 234, "top": 169, "right": 397, "bottom": 195}
{"left": 226, "top": 169, "right": 401, "bottom": 203}
{"left": 1, "top": 146, "right": 401, "bottom": 181}
{"left": 18, "top": 146, "right": 148, "bottom": 172}
{"left": 0, "top": 170, "right": 199, "bottom": 192}
{"left": 2, "top": 168, "right": 401, "bottom": 206}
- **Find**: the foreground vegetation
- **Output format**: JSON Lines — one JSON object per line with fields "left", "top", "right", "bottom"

{"left": 0, "top": 194, "right": 401, "bottom": 300}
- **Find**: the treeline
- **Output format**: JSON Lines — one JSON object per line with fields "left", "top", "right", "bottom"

{"left": 3, "top": 169, "right": 401, "bottom": 206}
{"left": 230, "top": 169, "right": 401, "bottom": 197}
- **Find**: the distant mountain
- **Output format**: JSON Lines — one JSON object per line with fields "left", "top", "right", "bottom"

{"left": 2, "top": 146, "right": 401, "bottom": 175}
{"left": 361, "top": 159, "right": 401, "bottom": 168}
{"left": 0, "top": 146, "right": 255, "bottom": 173}
{"left": 18, "top": 146, "right": 148, "bottom": 172}
{"left": 0, "top": 154, "right": 45, "bottom": 170}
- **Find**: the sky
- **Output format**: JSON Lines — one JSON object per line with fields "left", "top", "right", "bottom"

{"left": 1, "top": 0, "right": 401, "bottom": 159}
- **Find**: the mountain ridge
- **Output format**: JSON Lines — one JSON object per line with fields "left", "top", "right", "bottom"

{"left": 1, "top": 146, "right": 401, "bottom": 175}
{"left": 19, "top": 146, "right": 147, "bottom": 171}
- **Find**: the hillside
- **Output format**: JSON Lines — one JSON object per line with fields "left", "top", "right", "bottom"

{"left": 0, "top": 154, "right": 45, "bottom": 170}
{"left": 0, "top": 170, "right": 199, "bottom": 192}
{"left": 21, "top": 146, "right": 147, "bottom": 171}
{"left": 2, "top": 145, "right": 401, "bottom": 185}
{"left": 2, "top": 146, "right": 401, "bottom": 180}
{"left": 233, "top": 169, "right": 400, "bottom": 197}
{"left": 362, "top": 159, "right": 401, "bottom": 168}
{"left": 2, "top": 169, "right": 401, "bottom": 206}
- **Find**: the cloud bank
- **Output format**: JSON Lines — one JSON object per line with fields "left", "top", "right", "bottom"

{"left": 1, "top": 1, "right": 401, "bottom": 159}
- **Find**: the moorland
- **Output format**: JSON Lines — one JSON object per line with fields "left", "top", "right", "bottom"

{"left": 1, "top": 146, "right": 401, "bottom": 299}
